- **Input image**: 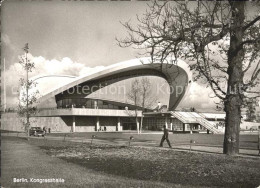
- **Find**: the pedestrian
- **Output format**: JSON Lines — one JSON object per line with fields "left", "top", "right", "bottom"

{"left": 159, "top": 125, "right": 172, "bottom": 148}
{"left": 104, "top": 126, "right": 107, "bottom": 131}
{"left": 48, "top": 128, "right": 51, "bottom": 133}
{"left": 43, "top": 127, "right": 47, "bottom": 135}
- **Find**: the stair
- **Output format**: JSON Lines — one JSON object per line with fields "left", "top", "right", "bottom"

{"left": 171, "top": 111, "right": 222, "bottom": 134}
{"left": 195, "top": 117, "right": 221, "bottom": 134}
{"left": 171, "top": 111, "right": 194, "bottom": 123}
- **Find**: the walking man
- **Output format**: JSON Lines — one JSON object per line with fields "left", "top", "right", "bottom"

{"left": 159, "top": 125, "right": 172, "bottom": 148}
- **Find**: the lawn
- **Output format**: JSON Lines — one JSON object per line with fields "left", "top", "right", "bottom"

{"left": 24, "top": 136, "right": 260, "bottom": 188}
{"left": 2, "top": 136, "right": 182, "bottom": 188}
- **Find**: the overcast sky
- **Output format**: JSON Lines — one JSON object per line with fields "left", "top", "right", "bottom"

{"left": 1, "top": 0, "right": 221, "bottom": 111}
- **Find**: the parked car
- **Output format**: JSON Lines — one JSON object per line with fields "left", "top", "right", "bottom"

{"left": 29, "top": 127, "right": 45, "bottom": 137}
{"left": 250, "top": 126, "right": 258, "bottom": 131}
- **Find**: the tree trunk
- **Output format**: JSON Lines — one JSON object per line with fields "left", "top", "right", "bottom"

{"left": 26, "top": 117, "right": 30, "bottom": 141}
{"left": 223, "top": 94, "right": 242, "bottom": 155}
{"left": 140, "top": 114, "right": 144, "bottom": 134}
{"left": 223, "top": 2, "right": 245, "bottom": 155}
{"left": 26, "top": 52, "right": 30, "bottom": 141}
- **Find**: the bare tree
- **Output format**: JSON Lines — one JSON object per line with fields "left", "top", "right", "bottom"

{"left": 139, "top": 77, "right": 157, "bottom": 133}
{"left": 127, "top": 79, "right": 141, "bottom": 134}
{"left": 127, "top": 77, "right": 157, "bottom": 133}
{"left": 18, "top": 43, "right": 39, "bottom": 140}
{"left": 118, "top": 1, "right": 260, "bottom": 155}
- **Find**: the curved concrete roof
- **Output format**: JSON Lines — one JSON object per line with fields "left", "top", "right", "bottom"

{"left": 37, "top": 57, "right": 192, "bottom": 110}
{"left": 30, "top": 75, "right": 77, "bottom": 96}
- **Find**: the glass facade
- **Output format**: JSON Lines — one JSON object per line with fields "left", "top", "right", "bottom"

{"left": 57, "top": 98, "right": 134, "bottom": 110}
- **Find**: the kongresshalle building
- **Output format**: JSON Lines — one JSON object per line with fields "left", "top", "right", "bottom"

{"left": 2, "top": 57, "right": 223, "bottom": 134}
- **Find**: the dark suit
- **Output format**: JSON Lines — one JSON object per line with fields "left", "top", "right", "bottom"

{"left": 159, "top": 127, "right": 172, "bottom": 148}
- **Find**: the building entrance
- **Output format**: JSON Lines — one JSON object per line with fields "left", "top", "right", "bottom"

{"left": 122, "top": 122, "right": 137, "bottom": 130}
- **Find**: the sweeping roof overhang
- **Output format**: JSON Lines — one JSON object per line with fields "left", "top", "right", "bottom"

{"left": 36, "top": 57, "right": 192, "bottom": 110}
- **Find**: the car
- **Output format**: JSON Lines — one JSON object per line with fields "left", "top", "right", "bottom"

{"left": 249, "top": 126, "right": 258, "bottom": 132}
{"left": 29, "top": 127, "right": 45, "bottom": 137}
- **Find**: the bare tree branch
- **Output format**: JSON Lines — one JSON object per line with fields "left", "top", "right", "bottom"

{"left": 243, "top": 16, "right": 260, "bottom": 31}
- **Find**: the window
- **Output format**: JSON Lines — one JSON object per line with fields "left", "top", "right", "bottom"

{"left": 62, "top": 99, "right": 70, "bottom": 108}
{"left": 103, "top": 102, "right": 108, "bottom": 109}
{"left": 108, "top": 104, "right": 114, "bottom": 109}
{"left": 86, "top": 100, "right": 91, "bottom": 108}
{"left": 98, "top": 100, "right": 103, "bottom": 109}
{"left": 80, "top": 98, "right": 86, "bottom": 107}
{"left": 114, "top": 105, "right": 119, "bottom": 109}
{"left": 91, "top": 100, "right": 95, "bottom": 108}
{"left": 57, "top": 100, "right": 62, "bottom": 108}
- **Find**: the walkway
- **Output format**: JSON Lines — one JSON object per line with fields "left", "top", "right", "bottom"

{"left": 2, "top": 133, "right": 259, "bottom": 157}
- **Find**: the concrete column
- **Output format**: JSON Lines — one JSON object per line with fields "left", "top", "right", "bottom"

{"left": 117, "top": 117, "right": 121, "bottom": 131}
{"left": 183, "top": 123, "right": 185, "bottom": 132}
{"left": 96, "top": 116, "right": 100, "bottom": 131}
{"left": 72, "top": 116, "right": 76, "bottom": 132}
{"left": 170, "top": 119, "right": 173, "bottom": 131}
{"left": 137, "top": 118, "right": 140, "bottom": 134}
